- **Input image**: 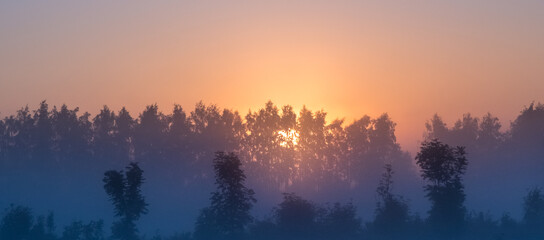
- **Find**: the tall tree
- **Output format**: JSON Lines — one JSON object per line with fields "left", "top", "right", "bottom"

{"left": 424, "top": 114, "right": 449, "bottom": 143}
{"left": 297, "top": 107, "right": 327, "bottom": 191}
{"left": 115, "top": 107, "right": 135, "bottom": 163}
{"left": 477, "top": 112, "right": 503, "bottom": 151}
{"left": 52, "top": 104, "right": 91, "bottom": 167}
{"left": 194, "top": 152, "right": 256, "bottom": 240}
{"left": 93, "top": 106, "right": 117, "bottom": 165}
{"left": 510, "top": 103, "right": 544, "bottom": 148}
{"left": 32, "top": 101, "right": 53, "bottom": 165}
{"left": 345, "top": 116, "right": 372, "bottom": 183}
{"left": 372, "top": 164, "right": 409, "bottom": 237}
{"left": 134, "top": 104, "right": 167, "bottom": 163}
{"left": 416, "top": 139, "right": 468, "bottom": 238}
{"left": 243, "top": 101, "right": 282, "bottom": 188}
{"left": 103, "top": 162, "right": 148, "bottom": 240}
{"left": 165, "top": 105, "right": 190, "bottom": 163}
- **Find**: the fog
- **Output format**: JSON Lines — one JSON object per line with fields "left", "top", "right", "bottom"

{"left": 1, "top": 101, "right": 544, "bottom": 239}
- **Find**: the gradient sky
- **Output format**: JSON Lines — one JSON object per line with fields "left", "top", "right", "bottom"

{"left": 1, "top": 1, "right": 543, "bottom": 154}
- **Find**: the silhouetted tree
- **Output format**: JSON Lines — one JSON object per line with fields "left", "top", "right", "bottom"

{"left": 115, "top": 107, "right": 135, "bottom": 163}
{"left": 368, "top": 114, "right": 399, "bottom": 159}
{"left": 425, "top": 114, "right": 449, "bottom": 143}
{"left": 103, "top": 162, "right": 148, "bottom": 240}
{"left": 477, "top": 113, "right": 503, "bottom": 151}
{"left": 32, "top": 101, "right": 54, "bottom": 166}
{"left": 416, "top": 139, "right": 468, "bottom": 238}
{"left": 165, "top": 105, "right": 191, "bottom": 171}
{"left": 321, "top": 202, "right": 361, "bottom": 240}
{"left": 52, "top": 104, "right": 92, "bottom": 167}
{"left": 297, "top": 106, "right": 327, "bottom": 190}
{"left": 371, "top": 164, "right": 409, "bottom": 238}
{"left": 345, "top": 116, "right": 372, "bottom": 182}
{"left": 189, "top": 102, "right": 242, "bottom": 179}
{"left": 194, "top": 152, "right": 256, "bottom": 240}
{"left": 93, "top": 106, "right": 117, "bottom": 165}
{"left": 522, "top": 188, "right": 544, "bottom": 237}
{"left": 134, "top": 104, "right": 167, "bottom": 163}
{"left": 0, "top": 206, "right": 58, "bottom": 240}
{"left": 243, "top": 101, "right": 284, "bottom": 189}
{"left": 274, "top": 193, "right": 319, "bottom": 240}
{"left": 510, "top": 103, "right": 544, "bottom": 149}
{"left": 450, "top": 113, "right": 479, "bottom": 151}
{"left": 0, "top": 205, "right": 33, "bottom": 240}
{"left": 5, "top": 100, "right": 544, "bottom": 240}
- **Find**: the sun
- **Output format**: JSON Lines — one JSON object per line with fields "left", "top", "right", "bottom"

{"left": 277, "top": 129, "right": 300, "bottom": 147}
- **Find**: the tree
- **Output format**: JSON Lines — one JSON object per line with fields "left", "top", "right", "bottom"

{"left": 115, "top": 107, "right": 135, "bottom": 163}
{"left": 477, "top": 113, "right": 503, "bottom": 151}
{"left": 52, "top": 104, "right": 92, "bottom": 166}
{"left": 134, "top": 104, "right": 167, "bottom": 163}
{"left": 297, "top": 106, "right": 327, "bottom": 190}
{"left": 165, "top": 105, "right": 190, "bottom": 165}
{"left": 32, "top": 101, "right": 53, "bottom": 165}
{"left": 345, "top": 116, "right": 372, "bottom": 184}
{"left": 510, "top": 102, "right": 544, "bottom": 148}
{"left": 522, "top": 188, "right": 544, "bottom": 236}
{"left": 194, "top": 152, "right": 256, "bottom": 240}
{"left": 274, "top": 193, "right": 319, "bottom": 240}
{"left": 415, "top": 139, "right": 468, "bottom": 238}
{"left": 243, "top": 101, "right": 284, "bottom": 190}
{"left": 372, "top": 164, "right": 409, "bottom": 237}
{"left": 0, "top": 205, "right": 33, "bottom": 240}
{"left": 424, "top": 114, "right": 449, "bottom": 143}
{"left": 0, "top": 205, "right": 57, "bottom": 240}
{"left": 103, "top": 162, "right": 148, "bottom": 240}
{"left": 450, "top": 113, "right": 479, "bottom": 150}
{"left": 93, "top": 106, "right": 117, "bottom": 164}
{"left": 321, "top": 202, "right": 361, "bottom": 240}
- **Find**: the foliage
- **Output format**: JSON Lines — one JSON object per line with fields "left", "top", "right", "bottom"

{"left": 1, "top": 100, "right": 544, "bottom": 240}
{"left": 0, "top": 205, "right": 57, "bottom": 240}
{"left": 0, "top": 205, "right": 33, "bottom": 240}
{"left": 194, "top": 152, "right": 256, "bottom": 240}
{"left": 371, "top": 164, "right": 410, "bottom": 237}
{"left": 522, "top": 188, "right": 544, "bottom": 237}
{"left": 103, "top": 162, "right": 148, "bottom": 240}
{"left": 416, "top": 139, "right": 468, "bottom": 238}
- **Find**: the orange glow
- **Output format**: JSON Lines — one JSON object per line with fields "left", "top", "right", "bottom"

{"left": 1, "top": 1, "right": 544, "bottom": 154}
{"left": 277, "top": 129, "right": 299, "bottom": 148}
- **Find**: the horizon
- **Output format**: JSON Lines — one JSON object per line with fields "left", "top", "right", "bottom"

{"left": 2, "top": 1, "right": 544, "bottom": 156}
{"left": 0, "top": 99, "right": 537, "bottom": 155}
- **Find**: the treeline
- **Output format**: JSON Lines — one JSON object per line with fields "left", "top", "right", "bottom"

{"left": 0, "top": 100, "right": 414, "bottom": 198}
{"left": 2, "top": 149, "right": 544, "bottom": 240}
{"left": 1, "top": 101, "right": 544, "bottom": 238}
{"left": 424, "top": 103, "right": 544, "bottom": 216}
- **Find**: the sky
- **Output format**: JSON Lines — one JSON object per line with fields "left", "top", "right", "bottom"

{"left": 1, "top": 1, "right": 544, "bottom": 154}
